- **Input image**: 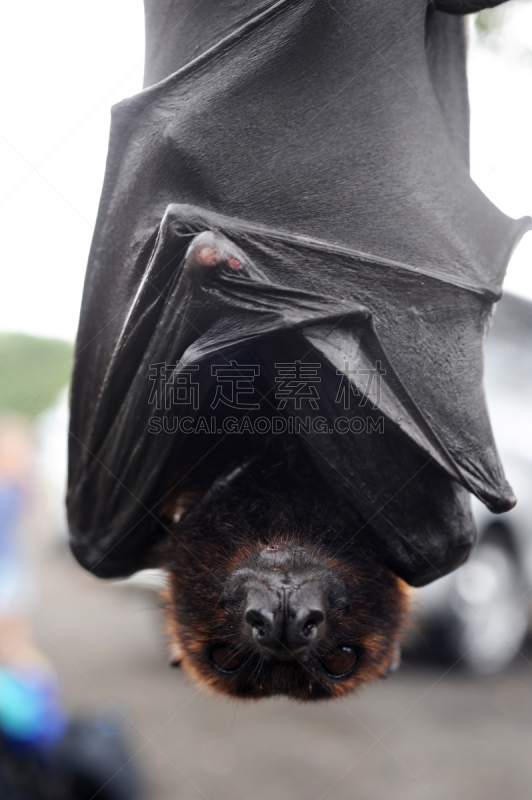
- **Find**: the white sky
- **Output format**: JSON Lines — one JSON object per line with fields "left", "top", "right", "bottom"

{"left": 1, "top": 1, "right": 531, "bottom": 343}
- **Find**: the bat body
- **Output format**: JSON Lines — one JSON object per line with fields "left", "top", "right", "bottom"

{"left": 67, "top": 0, "right": 530, "bottom": 698}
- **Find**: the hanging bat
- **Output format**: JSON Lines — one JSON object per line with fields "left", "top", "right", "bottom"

{"left": 67, "top": 0, "right": 531, "bottom": 699}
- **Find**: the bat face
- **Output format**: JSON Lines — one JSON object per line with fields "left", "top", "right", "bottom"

{"left": 161, "top": 451, "right": 410, "bottom": 701}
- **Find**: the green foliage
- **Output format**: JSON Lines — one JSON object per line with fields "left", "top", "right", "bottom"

{"left": 474, "top": 5, "right": 513, "bottom": 38}
{"left": 475, "top": 9, "right": 499, "bottom": 35}
{"left": 0, "top": 333, "right": 73, "bottom": 418}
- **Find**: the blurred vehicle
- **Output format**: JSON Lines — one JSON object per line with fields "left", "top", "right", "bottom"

{"left": 416, "top": 292, "right": 532, "bottom": 674}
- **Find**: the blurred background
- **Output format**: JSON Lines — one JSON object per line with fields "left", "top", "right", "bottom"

{"left": 1, "top": 2, "right": 532, "bottom": 798}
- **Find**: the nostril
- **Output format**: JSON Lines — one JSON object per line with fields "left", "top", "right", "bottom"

{"left": 245, "top": 608, "right": 271, "bottom": 640}
{"left": 302, "top": 609, "right": 325, "bottom": 633}
{"left": 245, "top": 608, "right": 266, "bottom": 627}
{"left": 293, "top": 608, "right": 326, "bottom": 645}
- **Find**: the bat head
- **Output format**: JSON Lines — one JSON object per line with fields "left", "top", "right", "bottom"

{"left": 160, "top": 446, "right": 411, "bottom": 701}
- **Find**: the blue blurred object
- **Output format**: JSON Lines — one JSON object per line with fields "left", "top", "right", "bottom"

{"left": 0, "top": 666, "right": 67, "bottom": 750}
{"left": 0, "top": 669, "right": 143, "bottom": 800}
{"left": 0, "top": 480, "right": 26, "bottom": 614}
{"left": 0, "top": 480, "right": 23, "bottom": 555}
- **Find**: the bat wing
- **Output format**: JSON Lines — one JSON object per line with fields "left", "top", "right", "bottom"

{"left": 68, "top": 0, "right": 531, "bottom": 583}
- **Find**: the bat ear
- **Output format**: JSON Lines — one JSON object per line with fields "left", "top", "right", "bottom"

{"left": 168, "top": 641, "right": 183, "bottom": 668}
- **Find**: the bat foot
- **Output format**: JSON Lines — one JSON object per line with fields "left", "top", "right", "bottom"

{"left": 184, "top": 231, "right": 245, "bottom": 272}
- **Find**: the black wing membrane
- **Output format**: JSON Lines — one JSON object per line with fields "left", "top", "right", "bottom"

{"left": 68, "top": 0, "right": 531, "bottom": 584}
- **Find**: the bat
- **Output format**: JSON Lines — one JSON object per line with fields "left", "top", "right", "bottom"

{"left": 67, "top": 0, "right": 530, "bottom": 699}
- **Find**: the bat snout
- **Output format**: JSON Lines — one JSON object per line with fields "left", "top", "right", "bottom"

{"left": 243, "top": 581, "right": 327, "bottom": 659}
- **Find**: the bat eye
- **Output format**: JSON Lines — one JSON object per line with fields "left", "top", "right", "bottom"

{"left": 210, "top": 645, "right": 244, "bottom": 674}
{"left": 319, "top": 646, "right": 358, "bottom": 678}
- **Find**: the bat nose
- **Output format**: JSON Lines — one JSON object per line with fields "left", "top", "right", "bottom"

{"left": 244, "top": 604, "right": 284, "bottom": 653}
{"left": 244, "top": 584, "right": 326, "bottom": 658}
{"left": 286, "top": 604, "right": 325, "bottom": 652}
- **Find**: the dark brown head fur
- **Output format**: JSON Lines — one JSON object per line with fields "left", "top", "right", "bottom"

{"left": 161, "top": 442, "right": 411, "bottom": 701}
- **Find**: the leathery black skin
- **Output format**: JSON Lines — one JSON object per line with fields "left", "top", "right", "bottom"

{"left": 161, "top": 440, "right": 410, "bottom": 701}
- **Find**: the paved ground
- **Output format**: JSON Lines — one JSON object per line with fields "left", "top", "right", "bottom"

{"left": 33, "top": 549, "right": 532, "bottom": 800}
